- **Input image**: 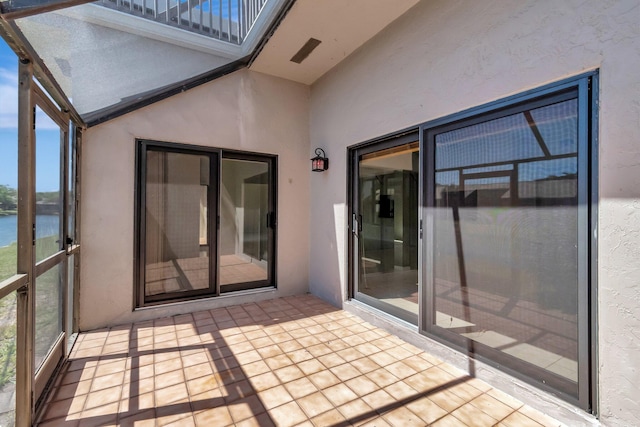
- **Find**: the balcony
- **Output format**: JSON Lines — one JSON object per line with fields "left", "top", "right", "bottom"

{"left": 95, "top": 0, "right": 267, "bottom": 45}
{"left": 37, "top": 295, "right": 563, "bottom": 426}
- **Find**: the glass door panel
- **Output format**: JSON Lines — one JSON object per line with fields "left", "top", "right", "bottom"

{"left": 220, "top": 157, "right": 272, "bottom": 292}
{"left": 34, "top": 264, "right": 63, "bottom": 371}
{"left": 144, "top": 150, "right": 214, "bottom": 300}
{"left": 0, "top": 291, "right": 17, "bottom": 426}
{"left": 35, "top": 106, "right": 63, "bottom": 263}
{"left": 67, "top": 126, "right": 77, "bottom": 245}
{"left": 138, "top": 142, "right": 275, "bottom": 304}
{"left": 65, "top": 128, "right": 78, "bottom": 352}
{"left": 66, "top": 254, "right": 75, "bottom": 352}
{"left": 429, "top": 96, "right": 581, "bottom": 397}
{"left": 355, "top": 140, "right": 419, "bottom": 324}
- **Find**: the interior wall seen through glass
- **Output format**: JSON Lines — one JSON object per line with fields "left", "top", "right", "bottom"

{"left": 358, "top": 142, "right": 419, "bottom": 323}
{"left": 144, "top": 151, "right": 211, "bottom": 298}
{"left": 220, "top": 158, "right": 269, "bottom": 289}
{"left": 432, "top": 97, "right": 580, "bottom": 396}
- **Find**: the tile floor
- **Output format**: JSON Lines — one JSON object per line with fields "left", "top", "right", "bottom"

{"left": 37, "top": 295, "right": 566, "bottom": 426}
{"left": 146, "top": 255, "right": 268, "bottom": 297}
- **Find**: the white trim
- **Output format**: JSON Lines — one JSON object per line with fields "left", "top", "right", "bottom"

{"left": 56, "top": 0, "right": 288, "bottom": 59}
{"left": 239, "top": 0, "right": 287, "bottom": 56}
{"left": 57, "top": 3, "right": 244, "bottom": 59}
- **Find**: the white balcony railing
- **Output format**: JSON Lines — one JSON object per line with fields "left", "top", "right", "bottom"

{"left": 96, "top": 0, "right": 268, "bottom": 44}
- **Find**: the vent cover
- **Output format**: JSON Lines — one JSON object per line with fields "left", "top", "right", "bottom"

{"left": 290, "top": 38, "right": 321, "bottom": 63}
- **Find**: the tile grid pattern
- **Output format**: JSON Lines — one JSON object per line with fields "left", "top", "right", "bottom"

{"left": 37, "top": 295, "right": 565, "bottom": 427}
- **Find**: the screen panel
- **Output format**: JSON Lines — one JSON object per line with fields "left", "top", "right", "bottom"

{"left": 428, "top": 94, "right": 582, "bottom": 397}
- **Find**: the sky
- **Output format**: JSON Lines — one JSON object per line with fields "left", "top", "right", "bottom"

{"left": 0, "top": 39, "right": 63, "bottom": 192}
{"left": 194, "top": 0, "right": 239, "bottom": 19}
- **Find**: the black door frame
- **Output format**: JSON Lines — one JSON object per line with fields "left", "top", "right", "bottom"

{"left": 135, "top": 141, "right": 278, "bottom": 306}
{"left": 346, "top": 71, "right": 598, "bottom": 412}
{"left": 347, "top": 130, "right": 420, "bottom": 325}
{"left": 135, "top": 140, "right": 220, "bottom": 306}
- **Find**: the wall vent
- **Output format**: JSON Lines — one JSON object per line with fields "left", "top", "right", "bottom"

{"left": 290, "top": 38, "right": 321, "bottom": 63}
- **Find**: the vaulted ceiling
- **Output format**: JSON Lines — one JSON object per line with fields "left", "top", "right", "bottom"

{"left": 1, "top": 0, "right": 419, "bottom": 125}
{"left": 250, "top": 0, "right": 419, "bottom": 85}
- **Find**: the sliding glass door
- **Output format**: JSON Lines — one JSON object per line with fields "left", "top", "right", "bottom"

{"left": 142, "top": 148, "right": 217, "bottom": 302}
{"left": 220, "top": 154, "right": 276, "bottom": 293}
{"left": 137, "top": 141, "right": 276, "bottom": 306}
{"left": 351, "top": 134, "right": 420, "bottom": 325}
{"left": 349, "top": 73, "right": 596, "bottom": 409}
{"left": 424, "top": 88, "right": 586, "bottom": 401}
{"left": 139, "top": 143, "right": 218, "bottom": 304}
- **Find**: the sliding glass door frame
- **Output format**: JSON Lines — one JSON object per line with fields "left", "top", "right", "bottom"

{"left": 135, "top": 140, "right": 220, "bottom": 306}
{"left": 420, "top": 75, "right": 596, "bottom": 409}
{"left": 347, "top": 72, "right": 597, "bottom": 412}
{"left": 348, "top": 130, "right": 421, "bottom": 325}
{"left": 220, "top": 150, "right": 277, "bottom": 294}
{"left": 135, "top": 141, "right": 278, "bottom": 307}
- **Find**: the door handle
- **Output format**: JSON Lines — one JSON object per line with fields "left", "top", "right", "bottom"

{"left": 352, "top": 214, "right": 362, "bottom": 237}
{"left": 267, "top": 212, "right": 277, "bottom": 228}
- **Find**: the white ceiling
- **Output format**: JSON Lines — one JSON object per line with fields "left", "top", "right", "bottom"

{"left": 250, "top": 0, "right": 419, "bottom": 85}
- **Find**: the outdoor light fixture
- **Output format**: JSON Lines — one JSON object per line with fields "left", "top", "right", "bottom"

{"left": 311, "top": 148, "right": 329, "bottom": 172}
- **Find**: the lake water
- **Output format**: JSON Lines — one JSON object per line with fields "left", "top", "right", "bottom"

{"left": 0, "top": 215, "right": 60, "bottom": 247}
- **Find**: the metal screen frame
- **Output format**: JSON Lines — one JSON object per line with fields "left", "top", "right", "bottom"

{"left": 419, "top": 72, "right": 598, "bottom": 411}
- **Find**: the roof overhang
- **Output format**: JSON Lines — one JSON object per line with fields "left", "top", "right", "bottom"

{"left": 250, "top": 0, "right": 419, "bottom": 85}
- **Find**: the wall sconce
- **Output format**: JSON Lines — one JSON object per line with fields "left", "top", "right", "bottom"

{"left": 311, "top": 148, "right": 329, "bottom": 172}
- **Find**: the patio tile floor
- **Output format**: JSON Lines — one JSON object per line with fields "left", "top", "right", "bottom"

{"left": 37, "top": 295, "right": 565, "bottom": 426}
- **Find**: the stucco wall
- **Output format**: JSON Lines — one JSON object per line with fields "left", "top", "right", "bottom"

{"left": 80, "top": 69, "right": 310, "bottom": 330}
{"left": 308, "top": 0, "right": 640, "bottom": 425}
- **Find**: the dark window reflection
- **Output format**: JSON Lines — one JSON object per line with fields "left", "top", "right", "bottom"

{"left": 433, "top": 98, "right": 579, "bottom": 395}
{"left": 358, "top": 142, "right": 419, "bottom": 324}
{"left": 145, "top": 151, "right": 210, "bottom": 298}
{"left": 220, "top": 158, "right": 270, "bottom": 290}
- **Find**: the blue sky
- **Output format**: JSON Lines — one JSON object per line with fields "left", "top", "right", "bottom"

{"left": 193, "top": 0, "right": 239, "bottom": 19}
{"left": 0, "top": 39, "right": 63, "bottom": 192}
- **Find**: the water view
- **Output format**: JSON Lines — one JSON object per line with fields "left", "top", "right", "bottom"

{"left": 0, "top": 215, "right": 60, "bottom": 247}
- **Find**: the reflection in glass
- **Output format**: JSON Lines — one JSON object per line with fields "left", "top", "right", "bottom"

{"left": 220, "top": 158, "right": 269, "bottom": 289}
{"left": 433, "top": 99, "right": 579, "bottom": 394}
{"left": 66, "top": 254, "right": 75, "bottom": 352}
{"left": 0, "top": 42, "right": 18, "bottom": 282}
{"left": 35, "top": 106, "right": 63, "bottom": 263}
{"left": 145, "top": 151, "right": 210, "bottom": 297}
{"left": 35, "top": 265, "right": 63, "bottom": 371}
{"left": 358, "top": 142, "right": 419, "bottom": 323}
{"left": 0, "top": 291, "right": 17, "bottom": 426}
{"left": 67, "top": 125, "right": 76, "bottom": 244}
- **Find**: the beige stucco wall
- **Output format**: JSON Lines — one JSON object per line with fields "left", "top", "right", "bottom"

{"left": 80, "top": 69, "right": 310, "bottom": 331}
{"left": 309, "top": 0, "right": 640, "bottom": 425}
